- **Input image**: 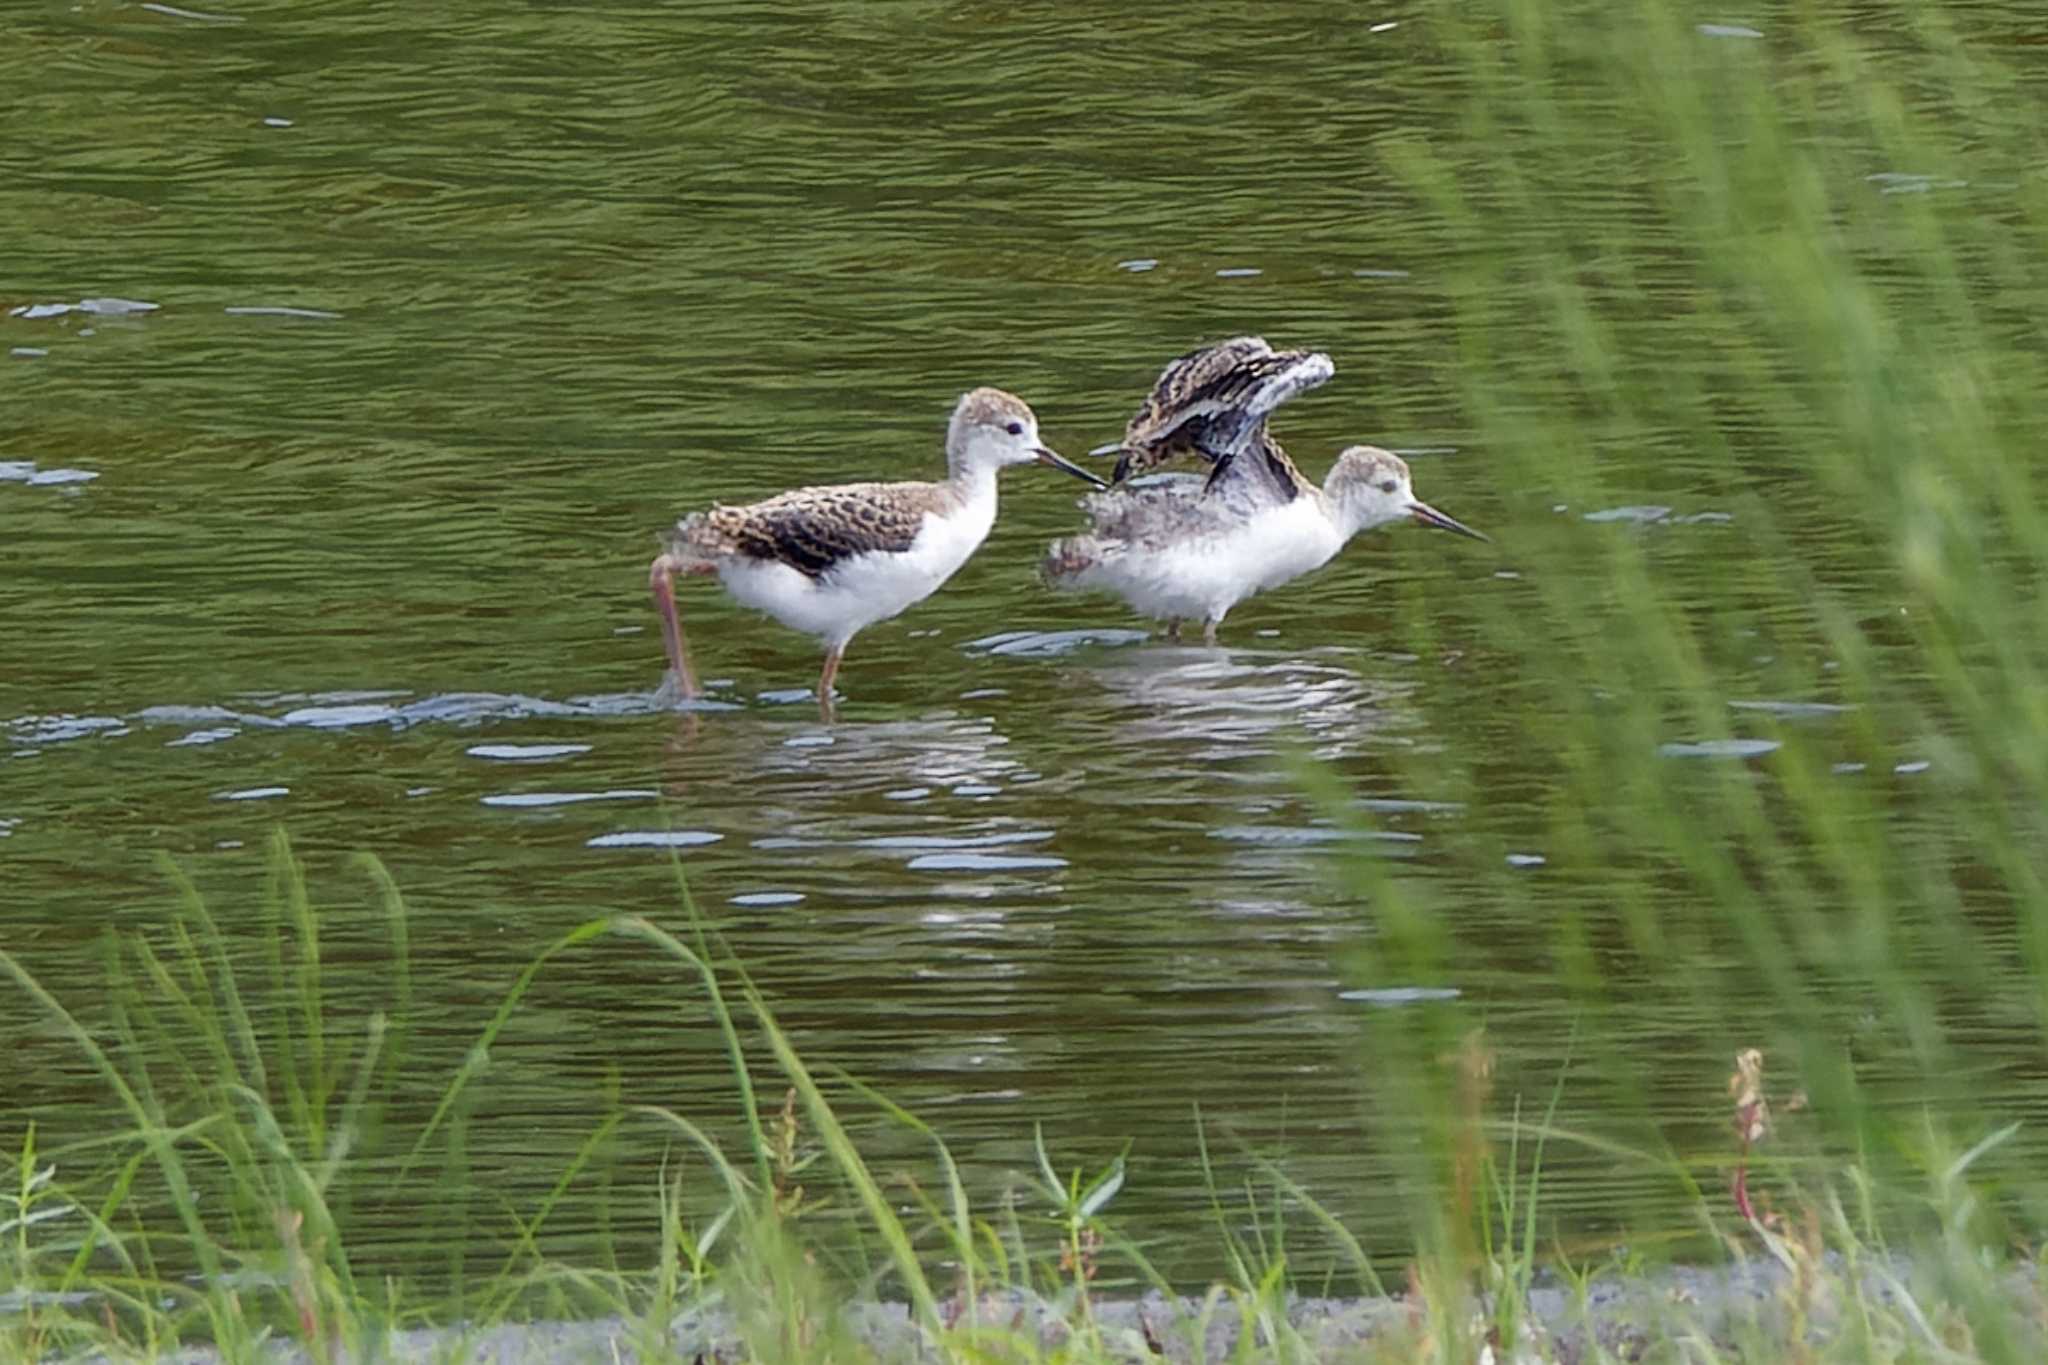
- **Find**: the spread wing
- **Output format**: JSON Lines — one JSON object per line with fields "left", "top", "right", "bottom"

{"left": 1113, "top": 336, "right": 1280, "bottom": 467}
{"left": 681, "top": 482, "right": 942, "bottom": 580}
{"left": 1101, "top": 337, "right": 1335, "bottom": 498}
{"left": 1200, "top": 427, "right": 1315, "bottom": 511}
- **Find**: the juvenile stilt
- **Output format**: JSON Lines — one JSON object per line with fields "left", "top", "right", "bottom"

{"left": 646, "top": 388, "right": 1105, "bottom": 709}
{"left": 1043, "top": 338, "right": 1487, "bottom": 640}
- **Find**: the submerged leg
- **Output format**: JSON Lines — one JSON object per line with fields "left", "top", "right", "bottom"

{"left": 1202, "top": 616, "right": 1222, "bottom": 646}
{"left": 817, "top": 643, "right": 846, "bottom": 713}
{"left": 1163, "top": 619, "right": 1182, "bottom": 642}
{"left": 648, "top": 553, "right": 702, "bottom": 700}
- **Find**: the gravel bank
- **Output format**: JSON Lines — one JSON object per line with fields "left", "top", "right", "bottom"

{"left": 91, "top": 1252, "right": 2006, "bottom": 1363}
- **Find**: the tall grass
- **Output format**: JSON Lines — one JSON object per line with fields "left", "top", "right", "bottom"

{"left": 1324, "top": 0, "right": 2048, "bottom": 1357}
{"left": 0, "top": 839, "right": 1212, "bottom": 1363}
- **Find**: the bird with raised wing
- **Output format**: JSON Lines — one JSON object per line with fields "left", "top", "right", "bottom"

{"left": 1046, "top": 339, "right": 1486, "bottom": 642}
{"left": 1090, "top": 334, "right": 1335, "bottom": 496}
{"left": 650, "top": 388, "right": 1106, "bottom": 712}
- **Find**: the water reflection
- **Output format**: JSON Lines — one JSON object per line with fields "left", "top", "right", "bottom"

{"left": 1061, "top": 644, "right": 1424, "bottom": 766}
{"left": 656, "top": 707, "right": 1027, "bottom": 803}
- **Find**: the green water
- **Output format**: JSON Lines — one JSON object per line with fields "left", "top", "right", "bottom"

{"left": 5, "top": 0, "right": 2045, "bottom": 1286}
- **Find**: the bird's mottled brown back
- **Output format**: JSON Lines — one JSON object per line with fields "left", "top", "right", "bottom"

{"left": 673, "top": 482, "right": 955, "bottom": 580}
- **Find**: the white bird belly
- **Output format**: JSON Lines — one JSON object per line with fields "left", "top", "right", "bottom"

{"left": 717, "top": 499, "right": 993, "bottom": 646}
{"left": 1079, "top": 499, "right": 1341, "bottom": 622}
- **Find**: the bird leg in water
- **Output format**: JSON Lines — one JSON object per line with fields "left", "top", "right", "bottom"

{"left": 648, "top": 552, "right": 704, "bottom": 700}
{"left": 1202, "top": 618, "right": 1221, "bottom": 646}
{"left": 1163, "top": 619, "right": 1182, "bottom": 642}
{"left": 817, "top": 644, "right": 845, "bottom": 708}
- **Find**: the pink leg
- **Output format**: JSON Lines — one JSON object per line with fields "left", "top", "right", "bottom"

{"left": 817, "top": 644, "right": 845, "bottom": 714}
{"left": 648, "top": 553, "right": 701, "bottom": 700}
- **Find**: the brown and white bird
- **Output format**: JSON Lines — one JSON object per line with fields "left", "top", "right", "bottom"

{"left": 1045, "top": 338, "right": 1487, "bottom": 642}
{"left": 649, "top": 388, "right": 1106, "bottom": 711}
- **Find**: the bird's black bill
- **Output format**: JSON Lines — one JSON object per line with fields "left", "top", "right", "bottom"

{"left": 1037, "top": 445, "right": 1111, "bottom": 489}
{"left": 1409, "top": 499, "right": 1489, "bottom": 542}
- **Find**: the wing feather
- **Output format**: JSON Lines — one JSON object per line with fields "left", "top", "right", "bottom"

{"left": 678, "top": 482, "right": 945, "bottom": 580}
{"left": 1105, "top": 338, "right": 1335, "bottom": 499}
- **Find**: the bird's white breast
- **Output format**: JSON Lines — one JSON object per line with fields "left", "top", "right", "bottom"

{"left": 1077, "top": 496, "right": 1343, "bottom": 623}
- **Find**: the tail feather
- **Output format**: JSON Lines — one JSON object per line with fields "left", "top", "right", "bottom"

{"left": 663, "top": 511, "right": 728, "bottom": 569}
{"left": 1040, "top": 534, "right": 1106, "bottom": 588}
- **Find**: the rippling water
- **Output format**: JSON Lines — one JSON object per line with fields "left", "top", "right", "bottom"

{"left": 4, "top": 0, "right": 2042, "bottom": 1284}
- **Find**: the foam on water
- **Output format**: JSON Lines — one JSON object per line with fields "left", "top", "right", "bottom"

{"left": 481, "top": 790, "right": 659, "bottom": 808}
{"left": 0, "top": 460, "right": 99, "bottom": 488}
{"left": 6, "top": 714, "right": 126, "bottom": 746}
{"left": 1584, "top": 505, "right": 1672, "bottom": 524}
{"left": 224, "top": 305, "right": 341, "bottom": 319}
{"left": 1659, "top": 739, "right": 1781, "bottom": 759}
{"left": 961, "top": 628, "right": 1150, "bottom": 658}
{"left": 281, "top": 704, "right": 401, "bottom": 728}
{"left": 859, "top": 830, "right": 1053, "bottom": 851}
{"left": 1339, "top": 986, "right": 1464, "bottom": 1006}
{"left": 1355, "top": 797, "right": 1465, "bottom": 815}
{"left": 1210, "top": 826, "right": 1421, "bottom": 846}
{"left": 168, "top": 728, "right": 239, "bottom": 747}
{"left": 467, "top": 743, "right": 592, "bottom": 761}
{"left": 4, "top": 688, "right": 741, "bottom": 753}
{"left": 906, "top": 852, "right": 1068, "bottom": 872}
{"left": 757, "top": 688, "right": 817, "bottom": 706}
{"left": 586, "top": 830, "right": 723, "bottom": 848}
{"left": 1729, "top": 700, "right": 1854, "bottom": 718}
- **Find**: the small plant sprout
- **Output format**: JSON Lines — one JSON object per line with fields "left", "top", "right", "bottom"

{"left": 1726, "top": 1045, "right": 1818, "bottom": 1282}
{"left": 1728, "top": 1047, "right": 1772, "bottom": 1228}
{"left": 1034, "top": 1123, "right": 1128, "bottom": 1319}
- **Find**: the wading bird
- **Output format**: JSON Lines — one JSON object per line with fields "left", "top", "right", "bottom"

{"left": 1043, "top": 338, "right": 1487, "bottom": 641}
{"left": 650, "top": 388, "right": 1106, "bottom": 712}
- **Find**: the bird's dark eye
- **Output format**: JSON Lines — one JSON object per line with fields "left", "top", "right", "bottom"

{"left": 1378, "top": 480, "right": 1398, "bottom": 494}
{"left": 1005, "top": 421, "right": 1024, "bottom": 436}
